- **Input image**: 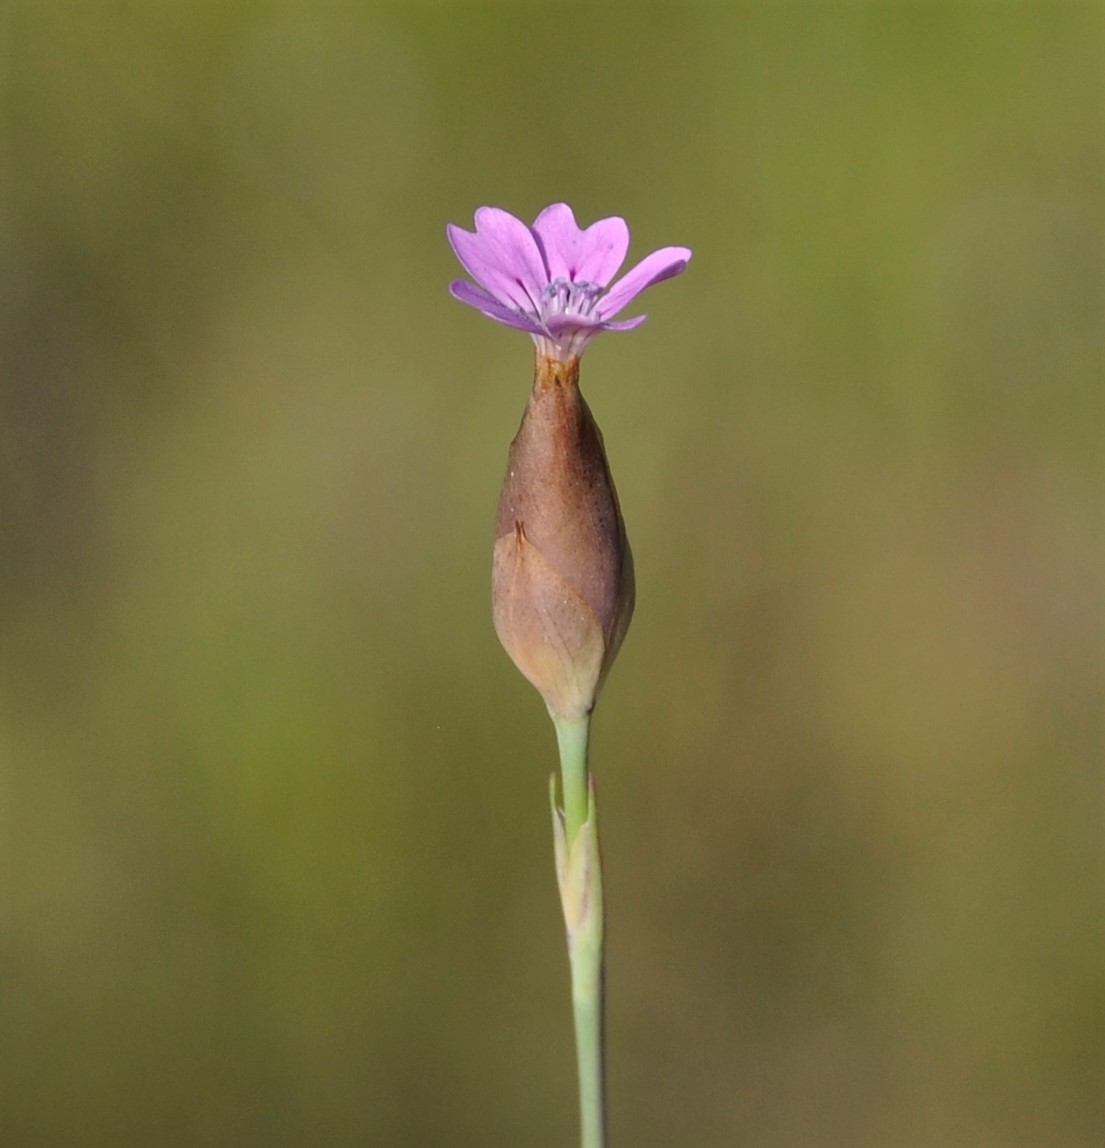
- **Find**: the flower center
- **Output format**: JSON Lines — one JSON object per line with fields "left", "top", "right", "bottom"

{"left": 538, "top": 277, "right": 605, "bottom": 323}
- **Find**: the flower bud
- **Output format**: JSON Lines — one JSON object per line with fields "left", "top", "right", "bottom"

{"left": 492, "top": 354, "right": 635, "bottom": 720}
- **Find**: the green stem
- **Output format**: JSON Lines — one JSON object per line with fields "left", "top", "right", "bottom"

{"left": 553, "top": 714, "right": 606, "bottom": 1148}
{"left": 555, "top": 714, "right": 591, "bottom": 846}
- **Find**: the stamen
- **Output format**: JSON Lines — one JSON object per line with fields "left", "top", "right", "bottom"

{"left": 538, "top": 277, "right": 604, "bottom": 324}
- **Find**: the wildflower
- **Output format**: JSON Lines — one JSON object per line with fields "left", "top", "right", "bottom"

{"left": 448, "top": 203, "right": 691, "bottom": 362}
{"left": 448, "top": 203, "right": 690, "bottom": 719}
{"left": 448, "top": 204, "right": 691, "bottom": 1144}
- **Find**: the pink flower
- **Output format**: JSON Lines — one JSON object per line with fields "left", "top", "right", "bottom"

{"left": 448, "top": 203, "right": 691, "bottom": 361}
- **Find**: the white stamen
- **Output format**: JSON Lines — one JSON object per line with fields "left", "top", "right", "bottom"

{"left": 538, "top": 277, "right": 604, "bottom": 323}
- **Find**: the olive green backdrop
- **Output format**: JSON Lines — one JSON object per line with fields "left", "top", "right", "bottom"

{"left": 2, "top": 4, "right": 1101, "bottom": 1146}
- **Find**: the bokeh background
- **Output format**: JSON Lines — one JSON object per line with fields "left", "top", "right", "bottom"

{"left": 2, "top": 4, "right": 1101, "bottom": 1146}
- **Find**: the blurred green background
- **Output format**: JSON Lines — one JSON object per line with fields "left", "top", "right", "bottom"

{"left": 2, "top": 4, "right": 1101, "bottom": 1146}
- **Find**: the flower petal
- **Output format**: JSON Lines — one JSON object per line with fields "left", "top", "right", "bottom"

{"left": 449, "top": 280, "right": 549, "bottom": 336}
{"left": 599, "top": 315, "right": 648, "bottom": 332}
{"left": 542, "top": 312, "right": 647, "bottom": 359}
{"left": 544, "top": 312, "right": 605, "bottom": 339}
{"left": 533, "top": 204, "right": 630, "bottom": 287}
{"left": 449, "top": 283, "right": 549, "bottom": 337}
{"left": 447, "top": 208, "right": 549, "bottom": 313}
{"left": 598, "top": 246, "right": 692, "bottom": 320}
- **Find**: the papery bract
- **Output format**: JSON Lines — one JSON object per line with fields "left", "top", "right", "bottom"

{"left": 491, "top": 354, "right": 635, "bottom": 719}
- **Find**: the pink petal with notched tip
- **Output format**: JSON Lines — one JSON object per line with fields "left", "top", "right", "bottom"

{"left": 447, "top": 207, "right": 550, "bottom": 313}
{"left": 532, "top": 204, "right": 630, "bottom": 288}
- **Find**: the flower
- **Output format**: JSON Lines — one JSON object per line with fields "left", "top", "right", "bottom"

{"left": 448, "top": 203, "right": 691, "bottom": 361}
{"left": 449, "top": 204, "right": 690, "bottom": 717}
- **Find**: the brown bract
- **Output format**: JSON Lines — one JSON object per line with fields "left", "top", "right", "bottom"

{"left": 492, "top": 354, "right": 635, "bottom": 719}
